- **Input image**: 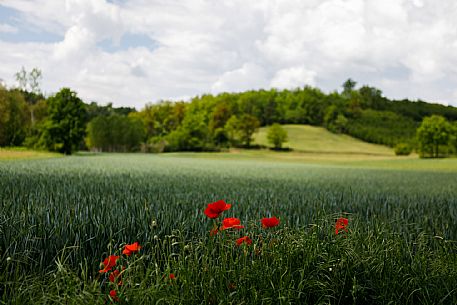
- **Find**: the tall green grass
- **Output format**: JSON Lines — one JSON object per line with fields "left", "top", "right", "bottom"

{"left": 1, "top": 154, "right": 457, "bottom": 304}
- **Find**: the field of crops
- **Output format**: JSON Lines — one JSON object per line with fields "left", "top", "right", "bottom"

{"left": 1, "top": 154, "right": 457, "bottom": 304}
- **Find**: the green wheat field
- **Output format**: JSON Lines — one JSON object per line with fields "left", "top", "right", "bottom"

{"left": 1, "top": 153, "right": 457, "bottom": 304}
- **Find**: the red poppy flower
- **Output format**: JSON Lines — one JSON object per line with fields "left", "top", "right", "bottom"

{"left": 261, "top": 217, "right": 280, "bottom": 228}
{"left": 169, "top": 273, "right": 176, "bottom": 280}
{"left": 335, "top": 217, "right": 349, "bottom": 235}
{"left": 109, "top": 269, "right": 123, "bottom": 286}
{"left": 99, "top": 255, "right": 119, "bottom": 273}
{"left": 109, "top": 289, "right": 119, "bottom": 302}
{"left": 236, "top": 236, "right": 252, "bottom": 246}
{"left": 204, "top": 200, "right": 231, "bottom": 219}
{"left": 122, "top": 242, "right": 142, "bottom": 256}
{"left": 221, "top": 217, "right": 244, "bottom": 230}
{"left": 210, "top": 228, "right": 219, "bottom": 236}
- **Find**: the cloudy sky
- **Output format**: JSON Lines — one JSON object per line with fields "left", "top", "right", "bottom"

{"left": 1, "top": 0, "right": 457, "bottom": 108}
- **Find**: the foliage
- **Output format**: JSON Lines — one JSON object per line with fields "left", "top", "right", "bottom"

{"left": 237, "top": 114, "right": 260, "bottom": 147}
{"left": 345, "top": 109, "right": 417, "bottom": 146}
{"left": 3, "top": 75, "right": 457, "bottom": 153}
{"left": 0, "top": 87, "right": 30, "bottom": 146}
{"left": 23, "top": 99, "right": 48, "bottom": 148}
{"left": 342, "top": 78, "right": 357, "bottom": 97}
{"left": 138, "top": 101, "right": 186, "bottom": 139}
{"left": 85, "top": 102, "right": 136, "bottom": 121}
{"left": 417, "top": 115, "right": 452, "bottom": 158}
{"left": 450, "top": 121, "right": 457, "bottom": 154}
{"left": 324, "top": 105, "right": 348, "bottom": 133}
{"left": 266, "top": 123, "right": 288, "bottom": 149}
{"left": 394, "top": 143, "right": 413, "bottom": 156}
{"left": 164, "top": 111, "right": 211, "bottom": 151}
{"left": 224, "top": 115, "right": 241, "bottom": 146}
{"left": 40, "top": 88, "right": 87, "bottom": 154}
{"left": 86, "top": 114, "right": 145, "bottom": 152}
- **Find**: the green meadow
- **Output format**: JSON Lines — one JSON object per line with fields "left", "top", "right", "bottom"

{"left": 253, "top": 124, "right": 394, "bottom": 156}
{"left": 1, "top": 153, "right": 457, "bottom": 304}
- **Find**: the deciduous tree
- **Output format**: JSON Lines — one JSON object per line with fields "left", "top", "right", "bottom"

{"left": 267, "top": 123, "right": 288, "bottom": 150}
{"left": 416, "top": 115, "right": 451, "bottom": 158}
{"left": 0, "top": 88, "right": 30, "bottom": 146}
{"left": 237, "top": 114, "right": 260, "bottom": 147}
{"left": 41, "top": 88, "right": 87, "bottom": 155}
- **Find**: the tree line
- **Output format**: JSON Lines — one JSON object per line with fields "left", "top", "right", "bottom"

{"left": 1, "top": 69, "right": 457, "bottom": 157}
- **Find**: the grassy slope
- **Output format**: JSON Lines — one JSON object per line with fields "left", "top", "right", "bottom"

{"left": 253, "top": 124, "right": 394, "bottom": 155}
{"left": 172, "top": 124, "right": 444, "bottom": 170}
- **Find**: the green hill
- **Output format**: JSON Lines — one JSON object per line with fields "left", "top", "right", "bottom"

{"left": 254, "top": 124, "right": 394, "bottom": 156}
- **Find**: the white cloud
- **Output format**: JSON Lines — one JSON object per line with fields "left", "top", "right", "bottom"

{"left": 0, "top": 23, "right": 17, "bottom": 33}
{"left": 211, "top": 63, "right": 269, "bottom": 93}
{"left": 271, "top": 67, "right": 316, "bottom": 89}
{"left": 53, "top": 25, "right": 96, "bottom": 60}
{"left": 0, "top": 0, "right": 457, "bottom": 108}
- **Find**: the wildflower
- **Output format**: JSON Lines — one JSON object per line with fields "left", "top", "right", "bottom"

{"left": 99, "top": 255, "right": 119, "bottom": 273}
{"left": 221, "top": 217, "right": 244, "bottom": 230}
{"left": 109, "top": 289, "right": 119, "bottom": 302}
{"left": 169, "top": 273, "right": 176, "bottom": 280}
{"left": 261, "top": 217, "right": 280, "bottom": 228}
{"left": 204, "top": 200, "right": 231, "bottom": 219}
{"left": 335, "top": 217, "right": 349, "bottom": 235}
{"left": 210, "top": 228, "right": 219, "bottom": 236}
{"left": 122, "top": 242, "right": 142, "bottom": 256}
{"left": 109, "top": 269, "right": 123, "bottom": 286}
{"left": 236, "top": 236, "right": 252, "bottom": 246}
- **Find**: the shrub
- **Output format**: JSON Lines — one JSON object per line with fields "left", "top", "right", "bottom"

{"left": 394, "top": 143, "right": 412, "bottom": 156}
{"left": 267, "top": 123, "right": 288, "bottom": 150}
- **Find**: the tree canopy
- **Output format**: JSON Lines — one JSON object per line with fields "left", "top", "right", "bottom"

{"left": 40, "top": 88, "right": 87, "bottom": 155}
{"left": 416, "top": 115, "right": 452, "bottom": 158}
{"left": 0, "top": 87, "right": 29, "bottom": 146}
{"left": 267, "top": 123, "right": 288, "bottom": 150}
{"left": 2, "top": 75, "right": 457, "bottom": 156}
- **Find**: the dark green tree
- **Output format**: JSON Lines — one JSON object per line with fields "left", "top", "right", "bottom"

{"left": 224, "top": 115, "right": 241, "bottom": 146}
{"left": 342, "top": 78, "right": 357, "bottom": 97}
{"left": 0, "top": 88, "right": 30, "bottom": 146}
{"left": 267, "top": 123, "right": 288, "bottom": 150}
{"left": 164, "top": 112, "right": 209, "bottom": 151}
{"left": 85, "top": 115, "right": 111, "bottom": 151}
{"left": 238, "top": 114, "right": 260, "bottom": 147}
{"left": 416, "top": 115, "right": 451, "bottom": 158}
{"left": 41, "top": 88, "right": 87, "bottom": 155}
{"left": 324, "top": 105, "right": 347, "bottom": 133}
{"left": 358, "top": 86, "right": 385, "bottom": 109}
{"left": 451, "top": 122, "right": 457, "bottom": 154}
{"left": 86, "top": 114, "right": 144, "bottom": 152}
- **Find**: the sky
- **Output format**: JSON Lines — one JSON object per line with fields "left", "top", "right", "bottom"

{"left": 1, "top": 0, "right": 457, "bottom": 109}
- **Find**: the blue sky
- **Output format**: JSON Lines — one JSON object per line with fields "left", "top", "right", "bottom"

{"left": 1, "top": 0, "right": 457, "bottom": 108}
